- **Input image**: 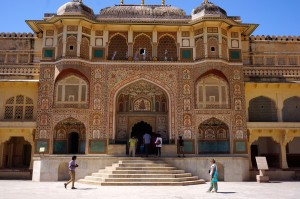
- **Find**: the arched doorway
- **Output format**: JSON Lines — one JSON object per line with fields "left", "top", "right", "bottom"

{"left": 68, "top": 132, "right": 79, "bottom": 154}
{"left": 2, "top": 137, "right": 31, "bottom": 168}
{"left": 286, "top": 137, "right": 300, "bottom": 168}
{"left": 115, "top": 80, "right": 169, "bottom": 145}
{"left": 198, "top": 118, "right": 230, "bottom": 154}
{"left": 131, "top": 121, "right": 153, "bottom": 154}
{"left": 251, "top": 137, "right": 280, "bottom": 168}
{"left": 53, "top": 118, "right": 86, "bottom": 154}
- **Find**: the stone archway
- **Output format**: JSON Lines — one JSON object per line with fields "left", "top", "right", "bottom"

{"left": 251, "top": 137, "right": 280, "bottom": 168}
{"left": 198, "top": 117, "right": 230, "bottom": 154}
{"left": 114, "top": 80, "right": 169, "bottom": 144}
{"left": 53, "top": 117, "right": 86, "bottom": 154}
{"left": 2, "top": 137, "right": 32, "bottom": 168}
{"left": 286, "top": 137, "right": 300, "bottom": 167}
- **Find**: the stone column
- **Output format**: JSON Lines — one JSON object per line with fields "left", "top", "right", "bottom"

{"left": 128, "top": 43, "right": 133, "bottom": 58}
{"left": 190, "top": 29, "right": 196, "bottom": 60}
{"left": 277, "top": 96, "right": 283, "bottom": 122}
{"left": 218, "top": 30, "right": 222, "bottom": 59}
{"left": 90, "top": 29, "right": 95, "bottom": 60}
{"left": 77, "top": 25, "right": 82, "bottom": 57}
{"left": 152, "top": 28, "right": 157, "bottom": 58}
{"left": 53, "top": 29, "right": 58, "bottom": 59}
{"left": 62, "top": 26, "right": 67, "bottom": 57}
{"left": 152, "top": 43, "right": 158, "bottom": 58}
{"left": 128, "top": 27, "right": 133, "bottom": 57}
{"left": 280, "top": 142, "right": 288, "bottom": 169}
{"left": 203, "top": 28, "right": 208, "bottom": 58}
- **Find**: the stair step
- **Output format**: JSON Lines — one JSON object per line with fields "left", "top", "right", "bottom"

{"left": 118, "top": 163, "right": 170, "bottom": 167}
{"left": 78, "top": 179, "right": 205, "bottom": 186}
{"left": 119, "top": 160, "right": 165, "bottom": 164}
{"left": 91, "top": 173, "right": 192, "bottom": 178}
{"left": 78, "top": 159, "right": 205, "bottom": 186}
{"left": 101, "top": 180, "right": 205, "bottom": 186}
{"left": 115, "top": 167, "right": 176, "bottom": 170}
{"left": 104, "top": 176, "right": 198, "bottom": 182}
{"left": 109, "top": 170, "right": 186, "bottom": 174}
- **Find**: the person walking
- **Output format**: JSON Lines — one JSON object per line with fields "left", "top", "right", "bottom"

{"left": 128, "top": 136, "right": 138, "bottom": 157}
{"left": 207, "top": 159, "right": 218, "bottom": 193}
{"left": 64, "top": 156, "right": 79, "bottom": 189}
{"left": 155, "top": 134, "right": 163, "bottom": 157}
{"left": 143, "top": 132, "right": 151, "bottom": 157}
{"left": 177, "top": 136, "right": 185, "bottom": 157}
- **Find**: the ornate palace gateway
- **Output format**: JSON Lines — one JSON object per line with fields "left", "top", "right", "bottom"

{"left": 0, "top": 0, "right": 300, "bottom": 182}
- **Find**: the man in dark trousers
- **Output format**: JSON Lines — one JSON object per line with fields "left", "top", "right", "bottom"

{"left": 64, "top": 156, "right": 78, "bottom": 189}
{"left": 143, "top": 132, "right": 151, "bottom": 157}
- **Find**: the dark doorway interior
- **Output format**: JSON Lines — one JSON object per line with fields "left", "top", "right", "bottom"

{"left": 251, "top": 145, "right": 259, "bottom": 168}
{"left": 23, "top": 144, "right": 31, "bottom": 167}
{"left": 68, "top": 132, "right": 79, "bottom": 154}
{"left": 131, "top": 121, "right": 154, "bottom": 154}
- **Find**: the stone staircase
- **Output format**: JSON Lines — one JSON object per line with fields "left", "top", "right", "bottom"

{"left": 78, "top": 159, "right": 205, "bottom": 186}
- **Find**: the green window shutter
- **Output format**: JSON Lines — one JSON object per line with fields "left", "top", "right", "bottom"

{"left": 230, "top": 50, "right": 241, "bottom": 60}
{"left": 44, "top": 49, "right": 53, "bottom": 58}
{"left": 182, "top": 50, "right": 191, "bottom": 59}
{"left": 94, "top": 49, "right": 103, "bottom": 58}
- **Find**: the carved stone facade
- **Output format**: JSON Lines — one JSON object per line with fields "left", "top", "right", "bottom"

{"left": 0, "top": 0, "right": 300, "bottom": 173}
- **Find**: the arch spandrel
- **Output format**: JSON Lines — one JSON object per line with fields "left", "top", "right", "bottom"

{"left": 109, "top": 75, "right": 176, "bottom": 141}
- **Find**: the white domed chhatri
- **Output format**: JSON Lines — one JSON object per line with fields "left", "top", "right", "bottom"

{"left": 192, "top": 0, "right": 227, "bottom": 20}
{"left": 98, "top": 4, "right": 187, "bottom": 19}
{"left": 57, "top": 0, "right": 95, "bottom": 18}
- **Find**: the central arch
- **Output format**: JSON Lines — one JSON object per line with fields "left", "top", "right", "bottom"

{"left": 113, "top": 79, "right": 171, "bottom": 144}
{"left": 53, "top": 117, "right": 86, "bottom": 154}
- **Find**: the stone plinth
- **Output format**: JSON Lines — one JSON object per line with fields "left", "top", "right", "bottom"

{"left": 256, "top": 174, "right": 269, "bottom": 183}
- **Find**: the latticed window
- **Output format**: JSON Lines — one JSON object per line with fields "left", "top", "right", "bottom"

{"left": 4, "top": 95, "right": 34, "bottom": 120}
{"left": 196, "top": 75, "right": 229, "bottom": 109}
{"left": 56, "top": 75, "right": 88, "bottom": 105}
{"left": 248, "top": 96, "right": 278, "bottom": 122}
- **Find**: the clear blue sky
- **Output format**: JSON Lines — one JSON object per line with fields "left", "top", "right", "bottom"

{"left": 1, "top": 0, "right": 300, "bottom": 36}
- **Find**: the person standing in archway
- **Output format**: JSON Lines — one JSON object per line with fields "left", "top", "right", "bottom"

{"left": 177, "top": 136, "right": 185, "bottom": 157}
{"left": 143, "top": 132, "right": 151, "bottom": 157}
{"left": 64, "top": 156, "right": 78, "bottom": 189}
{"left": 128, "top": 136, "right": 138, "bottom": 157}
{"left": 155, "top": 134, "right": 163, "bottom": 157}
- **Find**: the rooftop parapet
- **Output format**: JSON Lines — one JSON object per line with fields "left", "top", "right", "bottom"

{"left": 0, "top": 33, "right": 35, "bottom": 38}
{"left": 250, "top": 35, "right": 300, "bottom": 41}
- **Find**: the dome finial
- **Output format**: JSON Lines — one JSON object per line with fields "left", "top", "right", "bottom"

{"left": 141, "top": 0, "right": 144, "bottom": 5}
{"left": 162, "top": 0, "right": 165, "bottom": 5}
{"left": 204, "top": 0, "right": 208, "bottom": 4}
{"left": 73, "top": 0, "right": 82, "bottom": 2}
{"left": 120, "top": 0, "right": 124, "bottom": 4}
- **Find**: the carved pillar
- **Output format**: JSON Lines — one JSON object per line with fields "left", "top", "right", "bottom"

{"left": 152, "top": 29, "right": 157, "bottom": 58}
{"left": 54, "top": 28, "right": 58, "bottom": 59}
{"left": 62, "top": 26, "right": 67, "bottom": 57}
{"left": 273, "top": 130, "right": 289, "bottom": 169}
{"left": 77, "top": 25, "right": 82, "bottom": 57}
{"left": 218, "top": 30, "right": 222, "bottom": 59}
{"left": 128, "top": 27, "right": 133, "bottom": 57}
{"left": 203, "top": 28, "right": 208, "bottom": 58}
{"left": 277, "top": 98, "right": 283, "bottom": 122}
{"left": 152, "top": 43, "right": 158, "bottom": 58}
{"left": 128, "top": 43, "right": 133, "bottom": 58}
{"left": 90, "top": 29, "right": 95, "bottom": 61}
{"left": 280, "top": 142, "right": 288, "bottom": 169}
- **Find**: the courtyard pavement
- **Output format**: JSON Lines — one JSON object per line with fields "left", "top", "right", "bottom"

{"left": 0, "top": 180, "right": 299, "bottom": 199}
